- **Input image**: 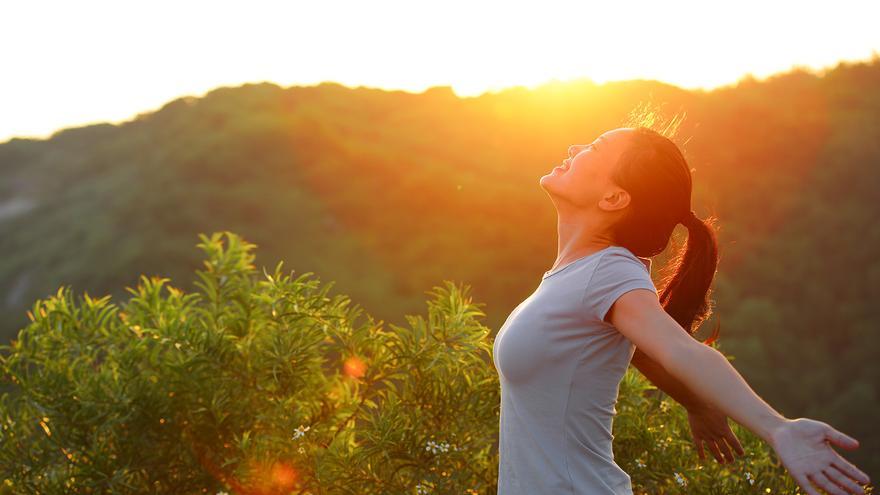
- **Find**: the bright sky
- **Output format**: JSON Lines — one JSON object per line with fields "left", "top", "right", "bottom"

{"left": 1, "top": 0, "right": 878, "bottom": 143}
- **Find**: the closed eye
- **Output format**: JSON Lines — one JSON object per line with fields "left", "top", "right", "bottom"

{"left": 569, "top": 144, "right": 595, "bottom": 158}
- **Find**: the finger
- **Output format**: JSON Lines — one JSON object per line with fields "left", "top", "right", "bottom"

{"left": 692, "top": 437, "right": 705, "bottom": 461}
{"left": 809, "top": 471, "right": 848, "bottom": 495}
{"left": 831, "top": 457, "right": 872, "bottom": 486}
{"left": 725, "top": 431, "right": 746, "bottom": 456}
{"left": 825, "top": 426, "right": 860, "bottom": 451}
{"left": 794, "top": 472, "right": 823, "bottom": 495}
{"left": 706, "top": 439, "right": 726, "bottom": 464}
{"left": 716, "top": 437, "right": 736, "bottom": 463}
{"left": 826, "top": 465, "right": 869, "bottom": 494}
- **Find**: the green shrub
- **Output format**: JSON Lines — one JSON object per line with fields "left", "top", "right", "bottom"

{"left": 0, "top": 232, "right": 806, "bottom": 494}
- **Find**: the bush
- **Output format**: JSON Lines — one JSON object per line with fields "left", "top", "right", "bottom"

{"left": 0, "top": 232, "right": 803, "bottom": 494}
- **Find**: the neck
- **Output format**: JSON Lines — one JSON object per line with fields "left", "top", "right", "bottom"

{"left": 551, "top": 206, "right": 615, "bottom": 271}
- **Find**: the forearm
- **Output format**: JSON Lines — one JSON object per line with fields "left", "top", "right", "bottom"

{"left": 630, "top": 347, "right": 706, "bottom": 411}
{"left": 663, "top": 342, "right": 790, "bottom": 444}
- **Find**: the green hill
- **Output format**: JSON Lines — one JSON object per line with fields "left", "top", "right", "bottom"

{"left": 1, "top": 55, "right": 878, "bottom": 476}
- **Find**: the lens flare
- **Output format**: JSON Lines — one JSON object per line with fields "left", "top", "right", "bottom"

{"left": 343, "top": 355, "right": 367, "bottom": 379}
{"left": 270, "top": 461, "right": 298, "bottom": 490}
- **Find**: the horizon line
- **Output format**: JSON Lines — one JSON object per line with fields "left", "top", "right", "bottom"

{"left": 3, "top": 51, "right": 878, "bottom": 145}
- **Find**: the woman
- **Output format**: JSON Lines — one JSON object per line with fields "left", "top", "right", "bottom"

{"left": 492, "top": 126, "right": 871, "bottom": 495}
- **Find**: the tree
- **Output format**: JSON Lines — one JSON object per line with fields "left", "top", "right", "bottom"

{"left": 0, "top": 232, "right": 806, "bottom": 494}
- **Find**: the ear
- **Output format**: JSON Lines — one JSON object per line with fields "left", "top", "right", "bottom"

{"left": 598, "top": 187, "right": 631, "bottom": 212}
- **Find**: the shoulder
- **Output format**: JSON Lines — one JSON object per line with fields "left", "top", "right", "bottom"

{"left": 583, "top": 246, "right": 657, "bottom": 323}
{"left": 597, "top": 246, "right": 651, "bottom": 273}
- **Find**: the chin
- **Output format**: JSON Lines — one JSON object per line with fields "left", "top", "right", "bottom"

{"left": 539, "top": 174, "right": 561, "bottom": 195}
{"left": 539, "top": 169, "right": 562, "bottom": 186}
{"left": 539, "top": 174, "right": 551, "bottom": 189}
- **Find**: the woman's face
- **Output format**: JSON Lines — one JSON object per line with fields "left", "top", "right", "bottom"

{"left": 540, "top": 127, "right": 633, "bottom": 212}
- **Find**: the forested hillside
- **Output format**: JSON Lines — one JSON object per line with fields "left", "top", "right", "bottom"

{"left": 1, "top": 56, "right": 878, "bottom": 475}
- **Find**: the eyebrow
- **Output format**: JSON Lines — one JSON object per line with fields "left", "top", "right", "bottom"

{"left": 570, "top": 138, "right": 603, "bottom": 158}
{"left": 586, "top": 138, "right": 602, "bottom": 153}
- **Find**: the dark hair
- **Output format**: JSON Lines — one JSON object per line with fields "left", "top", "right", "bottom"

{"left": 608, "top": 112, "right": 722, "bottom": 345}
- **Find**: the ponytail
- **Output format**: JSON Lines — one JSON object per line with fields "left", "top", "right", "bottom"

{"left": 657, "top": 210, "right": 722, "bottom": 345}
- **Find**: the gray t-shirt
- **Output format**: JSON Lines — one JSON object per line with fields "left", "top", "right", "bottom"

{"left": 493, "top": 245, "right": 656, "bottom": 495}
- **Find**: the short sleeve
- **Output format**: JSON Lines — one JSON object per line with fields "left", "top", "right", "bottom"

{"left": 582, "top": 249, "right": 658, "bottom": 323}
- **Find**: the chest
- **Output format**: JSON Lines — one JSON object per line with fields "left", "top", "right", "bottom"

{"left": 493, "top": 279, "right": 622, "bottom": 385}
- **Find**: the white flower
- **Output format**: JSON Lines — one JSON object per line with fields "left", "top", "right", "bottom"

{"left": 657, "top": 435, "right": 674, "bottom": 452}
{"left": 745, "top": 471, "right": 755, "bottom": 485}
{"left": 416, "top": 482, "right": 430, "bottom": 494}
{"left": 217, "top": 491, "right": 229, "bottom": 495}
{"left": 635, "top": 459, "right": 646, "bottom": 469}
{"left": 425, "top": 439, "right": 453, "bottom": 454}
{"left": 292, "top": 424, "right": 310, "bottom": 440}
{"left": 674, "top": 472, "right": 687, "bottom": 487}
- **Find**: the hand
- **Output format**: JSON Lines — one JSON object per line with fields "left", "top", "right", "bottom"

{"left": 686, "top": 403, "right": 745, "bottom": 464}
{"left": 769, "top": 417, "right": 871, "bottom": 495}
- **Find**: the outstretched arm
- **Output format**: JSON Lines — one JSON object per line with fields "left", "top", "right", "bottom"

{"left": 630, "top": 346, "right": 703, "bottom": 410}
{"left": 610, "top": 288, "right": 872, "bottom": 495}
